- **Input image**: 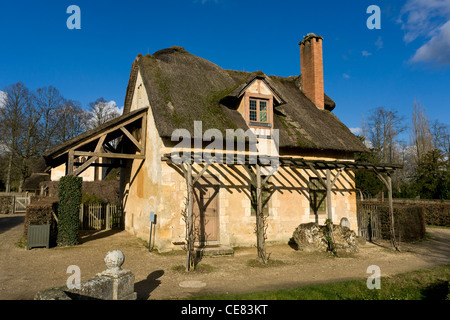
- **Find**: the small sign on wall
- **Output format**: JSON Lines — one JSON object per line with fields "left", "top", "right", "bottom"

{"left": 150, "top": 211, "right": 156, "bottom": 224}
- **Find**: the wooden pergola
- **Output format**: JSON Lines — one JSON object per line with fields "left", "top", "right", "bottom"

{"left": 162, "top": 152, "right": 402, "bottom": 269}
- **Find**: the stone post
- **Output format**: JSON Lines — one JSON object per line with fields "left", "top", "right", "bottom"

{"left": 97, "top": 250, "right": 137, "bottom": 300}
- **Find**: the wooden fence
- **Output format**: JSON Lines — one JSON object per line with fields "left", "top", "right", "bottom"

{"left": 0, "top": 193, "right": 31, "bottom": 214}
{"left": 357, "top": 201, "right": 381, "bottom": 241}
{"left": 79, "top": 203, "right": 123, "bottom": 230}
{"left": 13, "top": 195, "right": 31, "bottom": 213}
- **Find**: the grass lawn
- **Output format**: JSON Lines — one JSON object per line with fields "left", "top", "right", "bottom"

{"left": 189, "top": 265, "right": 450, "bottom": 300}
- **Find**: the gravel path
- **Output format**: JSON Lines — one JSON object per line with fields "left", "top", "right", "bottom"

{"left": 1, "top": 214, "right": 449, "bottom": 300}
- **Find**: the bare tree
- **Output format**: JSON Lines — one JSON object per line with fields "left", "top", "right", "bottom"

{"left": 431, "top": 120, "right": 450, "bottom": 157}
{"left": 54, "top": 100, "right": 90, "bottom": 144}
{"left": 0, "top": 83, "right": 29, "bottom": 192}
{"left": 15, "top": 91, "right": 41, "bottom": 188}
{"left": 35, "top": 86, "right": 66, "bottom": 152}
{"left": 411, "top": 101, "right": 433, "bottom": 164}
{"left": 87, "top": 98, "right": 120, "bottom": 130}
{"left": 368, "top": 107, "right": 407, "bottom": 164}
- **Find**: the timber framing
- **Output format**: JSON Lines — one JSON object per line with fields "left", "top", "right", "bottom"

{"left": 162, "top": 152, "right": 403, "bottom": 259}
{"left": 43, "top": 107, "right": 148, "bottom": 177}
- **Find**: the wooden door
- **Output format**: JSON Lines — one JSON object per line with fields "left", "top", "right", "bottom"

{"left": 193, "top": 177, "right": 219, "bottom": 244}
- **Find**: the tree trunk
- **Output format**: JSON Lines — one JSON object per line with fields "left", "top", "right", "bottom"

{"left": 5, "top": 151, "right": 13, "bottom": 193}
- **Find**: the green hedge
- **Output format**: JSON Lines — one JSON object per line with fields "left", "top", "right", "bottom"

{"left": 378, "top": 205, "right": 426, "bottom": 242}
{"left": 57, "top": 176, "right": 82, "bottom": 246}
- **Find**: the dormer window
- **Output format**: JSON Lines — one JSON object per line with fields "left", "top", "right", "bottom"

{"left": 229, "top": 76, "right": 284, "bottom": 129}
{"left": 247, "top": 96, "right": 272, "bottom": 128}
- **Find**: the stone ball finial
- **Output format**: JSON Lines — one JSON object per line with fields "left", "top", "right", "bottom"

{"left": 104, "top": 250, "right": 125, "bottom": 273}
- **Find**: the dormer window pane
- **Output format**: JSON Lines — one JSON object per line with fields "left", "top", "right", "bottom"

{"left": 260, "top": 101, "right": 267, "bottom": 122}
{"left": 249, "top": 99, "right": 258, "bottom": 121}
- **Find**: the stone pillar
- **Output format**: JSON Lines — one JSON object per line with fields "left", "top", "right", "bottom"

{"left": 97, "top": 250, "right": 137, "bottom": 300}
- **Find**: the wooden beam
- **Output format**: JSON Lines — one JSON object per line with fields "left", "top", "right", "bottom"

{"left": 141, "top": 111, "right": 147, "bottom": 156}
{"left": 73, "top": 156, "right": 99, "bottom": 176}
{"left": 373, "top": 168, "right": 389, "bottom": 189}
{"left": 185, "top": 163, "right": 194, "bottom": 271}
{"left": 52, "top": 112, "right": 146, "bottom": 159}
{"left": 193, "top": 163, "right": 211, "bottom": 185}
{"left": 255, "top": 163, "right": 266, "bottom": 262}
{"left": 387, "top": 174, "right": 400, "bottom": 251}
{"left": 67, "top": 149, "right": 74, "bottom": 175}
{"left": 307, "top": 163, "right": 327, "bottom": 190}
{"left": 326, "top": 169, "right": 333, "bottom": 221}
{"left": 330, "top": 168, "right": 343, "bottom": 188}
{"left": 243, "top": 164, "right": 256, "bottom": 185}
{"left": 95, "top": 135, "right": 106, "bottom": 153}
{"left": 73, "top": 151, "right": 145, "bottom": 160}
{"left": 120, "top": 127, "right": 142, "bottom": 152}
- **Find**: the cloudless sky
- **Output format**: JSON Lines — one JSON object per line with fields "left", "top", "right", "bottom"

{"left": 0, "top": 0, "right": 449, "bottom": 141}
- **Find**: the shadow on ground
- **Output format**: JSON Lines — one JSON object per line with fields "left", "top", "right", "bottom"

{"left": 79, "top": 229, "right": 124, "bottom": 244}
{"left": 134, "top": 270, "right": 164, "bottom": 300}
{"left": 0, "top": 214, "right": 25, "bottom": 234}
{"left": 420, "top": 280, "right": 449, "bottom": 300}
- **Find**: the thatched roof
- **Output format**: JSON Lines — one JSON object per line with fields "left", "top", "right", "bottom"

{"left": 124, "top": 47, "right": 367, "bottom": 153}
{"left": 22, "top": 173, "right": 50, "bottom": 191}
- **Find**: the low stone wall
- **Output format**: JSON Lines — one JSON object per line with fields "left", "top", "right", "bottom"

{"left": 35, "top": 250, "right": 137, "bottom": 300}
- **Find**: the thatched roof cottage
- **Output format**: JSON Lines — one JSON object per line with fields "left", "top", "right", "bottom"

{"left": 45, "top": 34, "right": 400, "bottom": 253}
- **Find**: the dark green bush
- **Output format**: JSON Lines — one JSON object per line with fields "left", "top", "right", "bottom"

{"left": 57, "top": 176, "right": 82, "bottom": 246}
{"left": 81, "top": 192, "right": 103, "bottom": 205}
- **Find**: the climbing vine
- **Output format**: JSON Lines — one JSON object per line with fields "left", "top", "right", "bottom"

{"left": 324, "top": 219, "right": 338, "bottom": 256}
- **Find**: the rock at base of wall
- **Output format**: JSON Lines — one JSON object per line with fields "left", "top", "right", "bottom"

{"left": 291, "top": 222, "right": 358, "bottom": 253}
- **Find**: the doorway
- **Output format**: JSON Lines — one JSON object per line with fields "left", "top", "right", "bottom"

{"left": 193, "top": 175, "right": 220, "bottom": 244}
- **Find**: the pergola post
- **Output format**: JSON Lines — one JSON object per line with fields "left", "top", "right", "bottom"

{"left": 184, "top": 162, "right": 195, "bottom": 271}
{"left": 255, "top": 163, "right": 267, "bottom": 263}
{"left": 386, "top": 174, "right": 399, "bottom": 251}
{"left": 326, "top": 169, "right": 333, "bottom": 221}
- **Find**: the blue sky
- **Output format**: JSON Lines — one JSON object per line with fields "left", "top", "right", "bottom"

{"left": 0, "top": 0, "right": 449, "bottom": 138}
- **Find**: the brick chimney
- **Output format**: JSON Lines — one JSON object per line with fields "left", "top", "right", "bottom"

{"left": 299, "top": 33, "right": 324, "bottom": 110}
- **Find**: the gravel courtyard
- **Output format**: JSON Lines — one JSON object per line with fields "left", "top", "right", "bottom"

{"left": 1, "top": 213, "right": 449, "bottom": 300}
